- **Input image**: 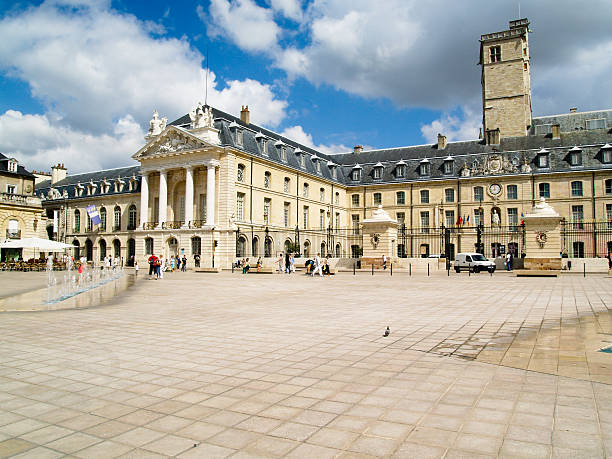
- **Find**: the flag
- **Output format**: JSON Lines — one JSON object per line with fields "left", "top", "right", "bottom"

{"left": 86, "top": 204, "right": 101, "bottom": 226}
{"left": 466, "top": 215, "right": 470, "bottom": 225}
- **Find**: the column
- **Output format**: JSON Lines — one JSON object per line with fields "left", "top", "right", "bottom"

{"left": 139, "top": 172, "right": 149, "bottom": 228}
{"left": 184, "top": 166, "right": 194, "bottom": 227}
{"left": 206, "top": 165, "right": 215, "bottom": 225}
{"left": 158, "top": 169, "right": 167, "bottom": 228}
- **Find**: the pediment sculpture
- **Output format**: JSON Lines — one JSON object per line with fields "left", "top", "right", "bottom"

{"left": 148, "top": 110, "right": 167, "bottom": 137}
{"left": 155, "top": 134, "right": 200, "bottom": 154}
{"left": 189, "top": 102, "right": 214, "bottom": 129}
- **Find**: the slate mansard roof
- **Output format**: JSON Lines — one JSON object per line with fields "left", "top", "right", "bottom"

{"left": 36, "top": 165, "right": 141, "bottom": 203}
{"left": 0, "top": 152, "right": 35, "bottom": 178}
{"left": 36, "top": 107, "right": 612, "bottom": 204}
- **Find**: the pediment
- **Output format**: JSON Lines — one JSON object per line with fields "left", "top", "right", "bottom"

{"left": 132, "top": 126, "right": 212, "bottom": 160}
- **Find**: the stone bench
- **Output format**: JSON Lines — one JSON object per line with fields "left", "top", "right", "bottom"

{"left": 246, "top": 267, "right": 275, "bottom": 274}
{"left": 195, "top": 267, "right": 221, "bottom": 273}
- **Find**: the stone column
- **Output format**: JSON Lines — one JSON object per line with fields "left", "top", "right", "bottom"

{"left": 184, "top": 166, "right": 194, "bottom": 227}
{"left": 206, "top": 165, "right": 215, "bottom": 226}
{"left": 139, "top": 172, "right": 149, "bottom": 228}
{"left": 158, "top": 169, "right": 168, "bottom": 228}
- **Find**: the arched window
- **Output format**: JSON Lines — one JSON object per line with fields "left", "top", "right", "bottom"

{"left": 236, "top": 236, "right": 246, "bottom": 257}
{"left": 320, "top": 188, "right": 325, "bottom": 202}
{"left": 128, "top": 205, "right": 137, "bottom": 230}
{"left": 114, "top": 206, "right": 121, "bottom": 230}
{"left": 113, "top": 239, "right": 121, "bottom": 258}
{"left": 237, "top": 164, "right": 245, "bottom": 182}
{"left": 264, "top": 171, "right": 271, "bottom": 188}
{"left": 74, "top": 209, "right": 81, "bottom": 233}
{"left": 303, "top": 183, "right": 309, "bottom": 197}
{"left": 145, "top": 237, "right": 154, "bottom": 255}
{"left": 72, "top": 240, "right": 80, "bottom": 259}
{"left": 252, "top": 237, "right": 259, "bottom": 257}
{"left": 99, "top": 207, "right": 107, "bottom": 231}
{"left": 303, "top": 240, "right": 310, "bottom": 257}
{"left": 99, "top": 239, "right": 107, "bottom": 260}
{"left": 284, "top": 177, "right": 290, "bottom": 193}
{"left": 192, "top": 236, "right": 201, "bottom": 255}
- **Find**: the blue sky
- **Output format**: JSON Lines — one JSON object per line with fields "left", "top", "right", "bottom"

{"left": 1, "top": 0, "right": 611, "bottom": 173}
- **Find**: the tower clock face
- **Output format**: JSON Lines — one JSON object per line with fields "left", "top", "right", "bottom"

{"left": 489, "top": 183, "right": 502, "bottom": 196}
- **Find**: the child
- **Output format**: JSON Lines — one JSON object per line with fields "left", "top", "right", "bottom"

{"left": 134, "top": 261, "right": 139, "bottom": 277}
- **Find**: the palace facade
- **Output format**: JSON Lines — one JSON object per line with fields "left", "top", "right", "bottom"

{"left": 34, "top": 18, "right": 612, "bottom": 267}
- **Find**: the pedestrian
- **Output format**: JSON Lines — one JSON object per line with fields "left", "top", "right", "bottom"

{"left": 277, "top": 253, "right": 284, "bottom": 273}
{"left": 194, "top": 253, "right": 200, "bottom": 268}
{"left": 243, "top": 258, "right": 250, "bottom": 274}
{"left": 134, "top": 261, "right": 139, "bottom": 277}
{"left": 176, "top": 255, "right": 181, "bottom": 272}
{"left": 77, "top": 262, "right": 84, "bottom": 285}
{"left": 285, "top": 252, "right": 290, "bottom": 273}
{"left": 312, "top": 252, "right": 323, "bottom": 277}
{"left": 181, "top": 255, "right": 187, "bottom": 272}
{"left": 160, "top": 256, "right": 166, "bottom": 278}
{"left": 154, "top": 256, "right": 161, "bottom": 280}
{"left": 506, "top": 252, "right": 512, "bottom": 271}
{"left": 148, "top": 254, "right": 156, "bottom": 279}
{"left": 290, "top": 254, "right": 295, "bottom": 273}
{"left": 257, "top": 257, "right": 262, "bottom": 272}
{"left": 382, "top": 254, "right": 387, "bottom": 270}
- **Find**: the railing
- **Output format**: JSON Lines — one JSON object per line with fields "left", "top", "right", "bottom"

{"left": 6, "top": 229, "right": 21, "bottom": 239}
{"left": 163, "top": 221, "right": 183, "bottom": 229}
{"left": 143, "top": 222, "right": 158, "bottom": 230}
{"left": 112, "top": 225, "right": 121, "bottom": 231}
{"left": 190, "top": 220, "right": 206, "bottom": 228}
{"left": 0, "top": 192, "right": 27, "bottom": 204}
{"left": 127, "top": 223, "right": 137, "bottom": 231}
{"left": 561, "top": 220, "right": 612, "bottom": 258}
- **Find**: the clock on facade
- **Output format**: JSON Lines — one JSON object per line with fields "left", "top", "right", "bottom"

{"left": 489, "top": 183, "right": 502, "bottom": 196}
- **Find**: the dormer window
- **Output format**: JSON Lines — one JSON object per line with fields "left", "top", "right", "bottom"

{"left": 602, "top": 144, "right": 612, "bottom": 164}
{"left": 419, "top": 159, "right": 430, "bottom": 176}
{"left": 351, "top": 164, "right": 362, "bottom": 181}
{"left": 255, "top": 132, "right": 267, "bottom": 155}
{"left": 395, "top": 160, "right": 406, "bottom": 178}
{"left": 328, "top": 162, "right": 337, "bottom": 179}
{"left": 443, "top": 156, "right": 454, "bottom": 175}
{"left": 536, "top": 148, "right": 549, "bottom": 168}
{"left": 373, "top": 162, "right": 383, "bottom": 180}
{"left": 236, "top": 129, "right": 243, "bottom": 146}
{"left": 7, "top": 159, "right": 17, "bottom": 172}
{"left": 275, "top": 140, "right": 286, "bottom": 161}
{"left": 76, "top": 183, "right": 84, "bottom": 197}
{"left": 114, "top": 179, "right": 124, "bottom": 193}
{"left": 129, "top": 176, "right": 138, "bottom": 191}
{"left": 569, "top": 146, "right": 582, "bottom": 166}
{"left": 294, "top": 148, "right": 304, "bottom": 167}
{"left": 87, "top": 181, "right": 97, "bottom": 196}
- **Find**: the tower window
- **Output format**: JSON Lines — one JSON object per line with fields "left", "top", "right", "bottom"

{"left": 490, "top": 46, "right": 501, "bottom": 63}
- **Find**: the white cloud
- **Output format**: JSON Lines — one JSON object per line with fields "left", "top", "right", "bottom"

{"left": 280, "top": 125, "right": 350, "bottom": 154}
{"left": 269, "top": 0, "right": 302, "bottom": 21}
{"left": 0, "top": 110, "right": 144, "bottom": 173}
{"left": 0, "top": 0, "right": 289, "bottom": 172}
{"left": 420, "top": 105, "right": 481, "bottom": 144}
{"left": 201, "top": 0, "right": 280, "bottom": 53}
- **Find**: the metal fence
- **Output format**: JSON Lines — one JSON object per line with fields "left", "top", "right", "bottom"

{"left": 561, "top": 221, "right": 612, "bottom": 258}
{"left": 398, "top": 224, "right": 526, "bottom": 260}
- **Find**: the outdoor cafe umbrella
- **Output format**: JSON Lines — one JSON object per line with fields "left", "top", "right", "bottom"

{"left": 0, "top": 237, "right": 74, "bottom": 259}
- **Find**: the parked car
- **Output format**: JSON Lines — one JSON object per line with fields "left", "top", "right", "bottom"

{"left": 454, "top": 253, "right": 496, "bottom": 273}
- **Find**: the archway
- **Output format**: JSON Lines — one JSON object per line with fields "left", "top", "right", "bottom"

{"left": 99, "top": 239, "right": 107, "bottom": 261}
{"left": 284, "top": 238, "right": 292, "bottom": 253}
{"left": 303, "top": 240, "right": 311, "bottom": 258}
{"left": 85, "top": 239, "right": 93, "bottom": 261}
{"left": 127, "top": 238, "right": 135, "bottom": 266}
{"left": 237, "top": 236, "right": 247, "bottom": 257}
{"left": 167, "top": 237, "right": 179, "bottom": 258}
{"left": 335, "top": 243, "right": 341, "bottom": 258}
{"left": 252, "top": 237, "right": 259, "bottom": 257}
{"left": 113, "top": 239, "right": 121, "bottom": 260}
{"left": 72, "top": 240, "right": 80, "bottom": 259}
{"left": 320, "top": 242, "right": 326, "bottom": 257}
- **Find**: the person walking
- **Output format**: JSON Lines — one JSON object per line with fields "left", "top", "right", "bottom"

{"left": 159, "top": 256, "right": 165, "bottom": 279}
{"left": 243, "top": 258, "right": 250, "bottom": 274}
{"left": 176, "top": 255, "right": 181, "bottom": 272}
{"left": 290, "top": 254, "right": 295, "bottom": 273}
{"left": 506, "top": 252, "right": 512, "bottom": 271}
{"left": 181, "top": 255, "right": 187, "bottom": 272}
{"left": 194, "top": 253, "right": 201, "bottom": 268}
{"left": 285, "top": 252, "right": 291, "bottom": 274}
{"left": 148, "top": 254, "right": 156, "bottom": 279}
{"left": 134, "top": 261, "right": 139, "bottom": 277}
{"left": 382, "top": 254, "right": 387, "bottom": 270}
{"left": 277, "top": 253, "right": 284, "bottom": 273}
{"left": 312, "top": 253, "right": 323, "bottom": 277}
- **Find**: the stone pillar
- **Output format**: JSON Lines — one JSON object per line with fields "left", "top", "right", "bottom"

{"left": 206, "top": 165, "right": 215, "bottom": 226}
{"left": 523, "top": 198, "right": 563, "bottom": 271}
{"left": 361, "top": 205, "right": 398, "bottom": 264}
{"left": 158, "top": 169, "right": 168, "bottom": 228}
{"left": 184, "top": 166, "right": 194, "bottom": 227}
{"left": 139, "top": 172, "right": 149, "bottom": 228}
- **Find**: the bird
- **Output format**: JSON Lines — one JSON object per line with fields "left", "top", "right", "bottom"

{"left": 383, "top": 326, "right": 390, "bottom": 337}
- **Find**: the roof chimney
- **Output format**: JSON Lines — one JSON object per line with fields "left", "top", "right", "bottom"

{"left": 240, "top": 105, "right": 250, "bottom": 124}
{"left": 353, "top": 145, "right": 363, "bottom": 153}
{"left": 437, "top": 133, "right": 447, "bottom": 150}
{"left": 569, "top": 107, "right": 577, "bottom": 113}
{"left": 51, "top": 163, "right": 67, "bottom": 184}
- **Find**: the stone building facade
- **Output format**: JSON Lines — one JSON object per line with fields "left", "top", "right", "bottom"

{"left": 34, "top": 18, "right": 612, "bottom": 268}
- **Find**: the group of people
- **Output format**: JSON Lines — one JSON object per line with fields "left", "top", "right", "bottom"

{"left": 147, "top": 254, "right": 189, "bottom": 280}
{"left": 305, "top": 253, "right": 333, "bottom": 277}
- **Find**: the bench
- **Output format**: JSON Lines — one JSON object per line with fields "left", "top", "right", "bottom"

{"left": 195, "top": 267, "right": 221, "bottom": 273}
{"left": 246, "top": 267, "right": 275, "bottom": 274}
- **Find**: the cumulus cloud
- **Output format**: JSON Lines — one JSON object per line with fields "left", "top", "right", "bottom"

{"left": 201, "top": 0, "right": 280, "bottom": 53}
{"left": 280, "top": 125, "right": 350, "bottom": 154}
{"left": 269, "top": 0, "right": 303, "bottom": 21}
{"left": 420, "top": 105, "right": 482, "bottom": 143}
{"left": 0, "top": 110, "right": 144, "bottom": 173}
{"left": 0, "top": 0, "right": 289, "bottom": 172}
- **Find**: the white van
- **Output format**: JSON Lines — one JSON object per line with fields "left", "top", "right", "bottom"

{"left": 454, "top": 253, "right": 496, "bottom": 273}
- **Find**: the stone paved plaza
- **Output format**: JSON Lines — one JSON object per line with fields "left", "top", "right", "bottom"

{"left": 1, "top": 271, "right": 612, "bottom": 458}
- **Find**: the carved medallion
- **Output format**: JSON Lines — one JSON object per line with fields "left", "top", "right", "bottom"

{"left": 536, "top": 231, "right": 547, "bottom": 248}
{"left": 371, "top": 233, "right": 381, "bottom": 249}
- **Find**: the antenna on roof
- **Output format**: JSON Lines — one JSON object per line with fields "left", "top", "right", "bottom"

{"left": 518, "top": 0, "right": 520, "bottom": 18}
{"left": 204, "top": 47, "right": 209, "bottom": 107}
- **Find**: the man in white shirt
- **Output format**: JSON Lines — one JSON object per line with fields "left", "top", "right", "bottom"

{"left": 312, "top": 253, "right": 323, "bottom": 277}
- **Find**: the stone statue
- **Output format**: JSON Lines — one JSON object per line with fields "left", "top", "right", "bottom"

{"left": 520, "top": 156, "right": 532, "bottom": 173}
{"left": 189, "top": 102, "right": 214, "bottom": 129}
{"left": 492, "top": 209, "right": 500, "bottom": 226}
{"left": 148, "top": 110, "right": 167, "bottom": 137}
{"left": 460, "top": 163, "right": 471, "bottom": 177}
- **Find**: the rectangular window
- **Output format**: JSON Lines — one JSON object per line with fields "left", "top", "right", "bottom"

{"left": 373, "top": 193, "right": 382, "bottom": 205}
{"left": 572, "top": 205, "right": 584, "bottom": 229}
{"left": 603, "top": 150, "right": 612, "bottom": 164}
{"left": 571, "top": 181, "right": 583, "bottom": 197}
{"left": 303, "top": 206, "right": 309, "bottom": 229}
{"left": 303, "top": 184, "right": 308, "bottom": 198}
{"left": 474, "top": 208, "right": 484, "bottom": 226}
{"left": 474, "top": 186, "right": 484, "bottom": 202}
{"left": 335, "top": 212, "right": 340, "bottom": 229}
{"left": 573, "top": 241, "right": 585, "bottom": 258}
{"left": 261, "top": 139, "right": 268, "bottom": 155}
{"left": 335, "top": 192, "right": 339, "bottom": 205}
{"left": 396, "top": 191, "right": 405, "bottom": 205}
{"left": 445, "top": 188, "right": 455, "bottom": 203}
{"left": 284, "top": 177, "right": 290, "bottom": 193}
{"left": 236, "top": 130, "right": 243, "bottom": 146}
{"left": 445, "top": 210, "right": 455, "bottom": 227}
{"left": 280, "top": 147, "right": 287, "bottom": 162}
{"left": 320, "top": 188, "right": 325, "bottom": 202}
{"left": 179, "top": 196, "right": 185, "bottom": 222}
{"left": 570, "top": 151, "right": 582, "bottom": 166}
{"left": 396, "top": 165, "right": 405, "bottom": 178}
{"left": 606, "top": 179, "right": 612, "bottom": 195}
{"left": 537, "top": 154, "right": 549, "bottom": 168}
{"left": 420, "top": 190, "right": 429, "bottom": 204}
{"left": 352, "top": 194, "right": 360, "bottom": 207}
{"left": 263, "top": 198, "right": 271, "bottom": 225}
{"left": 507, "top": 184, "right": 518, "bottom": 200}
{"left": 352, "top": 169, "right": 361, "bottom": 181}
{"left": 539, "top": 183, "right": 550, "bottom": 198}
{"left": 199, "top": 194, "right": 207, "bottom": 221}
{"left": 320, "top": 210, "right": 325, "bottom": 230}
{"left": 87, "top": 213, "right": 92, "bottom": 232}
{"left": 586, "top": 119, "right": 606, "bottom": 130}
{"left": 508, "top": 208, "right": 518, "bottom": 228}
{"left": 284, "top": 203, "right": 290, "bottom": 227}
{"left": 419, "top": 163, "right": 430, "bottom": 176}
{"left": 607, "top": 204, "right": 612, "bottom": 229}
{"left": 6, "top": 185, "right": 16, "bottom": 194}
{"left": 490, "top": 45, "right": 501, "bottom": 63}
{"left": 145, "top": 238, "right": 154, "bottom": 255}
{"left": 420, "top": 211, "right": 430, "bottom": 232}
{"left": 396, "top": 212, "right": 405, "bottom": 225}
{"left": 236, "top": 193, "right": 244, "bottom": 221}
{"left": 351, "top": 214, "right": 360, "bottom": 234}
{"left": 300, "top": 154, "right": 305, "bottom": 167}
{"left": 443, "top": 161, "right": 453, "bottom": 175}
{"left": 373, "top": 167, "right": 382, "bottom": 179}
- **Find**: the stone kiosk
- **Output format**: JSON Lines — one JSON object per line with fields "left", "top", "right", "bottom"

{"left": 360, "top": 205, "right": 398, "bottom": 268}
{"left": 520, "top": 198, "right": 563, "bottom": 276}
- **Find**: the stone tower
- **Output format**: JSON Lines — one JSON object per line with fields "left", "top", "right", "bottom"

{"left": 480, "top": 18, "right": 532, "bottom": 141}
